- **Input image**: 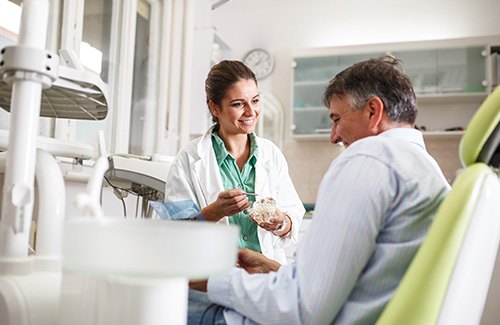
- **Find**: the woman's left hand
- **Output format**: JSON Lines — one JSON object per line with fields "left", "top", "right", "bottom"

{"left": 249, "top": 207, "right": 285, "bottom": 232}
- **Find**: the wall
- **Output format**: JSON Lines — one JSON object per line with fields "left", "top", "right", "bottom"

{"left": 284, "top": 136, "right": 463, "bottom": 203}
{"left": 209, "top": 3, "right": 500, "bottom": 323}
{"left": 212, "top": 0, "right": 500, "bottom": 203}
{"left": 282, "top": 141, "right": 342, "bottom": 203}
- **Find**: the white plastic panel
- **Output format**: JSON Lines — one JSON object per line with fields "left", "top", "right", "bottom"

{"left": 438, "top": 174, "right": 500, "bottom": 324}
{"left": 63, "top": 217, "right": 239, "bottom": 279}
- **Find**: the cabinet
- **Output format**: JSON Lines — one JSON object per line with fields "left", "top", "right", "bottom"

{"left": 292, "top": 38, "right": 500, "bottom": 139}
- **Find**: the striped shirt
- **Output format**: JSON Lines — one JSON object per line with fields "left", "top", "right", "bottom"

{"left": 207, "top": 128, "right": 451, "bottom": 325}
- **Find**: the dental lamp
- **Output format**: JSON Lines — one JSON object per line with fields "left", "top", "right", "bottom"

{"left": 0, "top": 1, "right": 238, "bottom": 325}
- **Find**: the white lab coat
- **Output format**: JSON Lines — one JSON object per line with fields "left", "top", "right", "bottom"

{"left": 165, "top": 127, "right": 305, "bottom": 264}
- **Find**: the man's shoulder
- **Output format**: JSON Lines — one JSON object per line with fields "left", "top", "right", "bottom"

{"left": 348, "top": 135, "right": 400, "bottom": 155}
{"left": 341, "top": 134, "right": 428, "bottom": 169}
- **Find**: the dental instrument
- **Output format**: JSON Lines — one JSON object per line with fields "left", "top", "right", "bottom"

{"left": 241, "top": 191, "right": 261, "bottom": 197}
{"left": 237, "top": 184, "right": 262, "bottom": 197}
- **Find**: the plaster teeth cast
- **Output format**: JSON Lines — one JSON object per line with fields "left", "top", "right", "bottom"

{"left": 247, "top": 198, "right": 276, "bottom": 224}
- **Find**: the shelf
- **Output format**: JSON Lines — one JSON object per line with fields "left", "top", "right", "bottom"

{"left": 292, "top": 130, "right": 464, "bottom": 141}
{"left": 416, "top": 92, "right": 487, "bottom": 104}
{"left": 423, "top": 130, "right": 464, "bottom": 139}
{"left": 293, "top": 106, "right": 327, "bottom": 112}
{"left": 294, "top": 80, "right": 330, "bottom": 87}
{"left": 293, "top": 133, "right": 331, "bottom": 141}
{"left": 294, "top": 92, "right": 487, "bottom": 109}
{"left": 293, "top": 92, "right": 487, "bottom": 111}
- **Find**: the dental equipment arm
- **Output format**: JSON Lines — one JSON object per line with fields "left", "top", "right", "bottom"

{"left": 0, "top": 0, "right": 55, "bottom": 272}
{"left": 74, "top": 156, "right": 109, "bottom": 218}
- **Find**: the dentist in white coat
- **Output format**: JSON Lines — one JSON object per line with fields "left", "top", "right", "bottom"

{"left": 165, "top": 60, "right": 305, "bottom": 264}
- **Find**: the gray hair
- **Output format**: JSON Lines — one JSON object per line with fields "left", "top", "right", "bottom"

{"left": 322, "top": 56, "right": 418, "bottom": 124}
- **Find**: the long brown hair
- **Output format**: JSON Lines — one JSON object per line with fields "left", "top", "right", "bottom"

{"left": 205, "top": 60, "right": 258, "bottom": 124}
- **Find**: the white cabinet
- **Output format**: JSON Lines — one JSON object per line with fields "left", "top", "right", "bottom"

{"left": 291, "top": 37, "right": 500, "bottom": 139}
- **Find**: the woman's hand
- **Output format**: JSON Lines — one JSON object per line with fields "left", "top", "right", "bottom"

{"left": 201, "top": 189, "right": 252, "bottom": 221}
{"left": 237, "top": 248, "right": 281, "bottom": 274}
{"left": 249, "top": 205, "right": 286, "bottom": 232}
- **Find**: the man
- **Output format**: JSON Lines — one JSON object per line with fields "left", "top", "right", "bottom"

{"left": 188, "top": 56, "right": 451, "bottom": 324}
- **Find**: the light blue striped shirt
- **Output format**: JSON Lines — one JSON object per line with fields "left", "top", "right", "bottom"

{"left": 207, "top": 128, "right": 451, "bottom": 325}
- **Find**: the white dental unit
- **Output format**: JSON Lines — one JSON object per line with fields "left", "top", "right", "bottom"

{"left": 0, "top": 1, "right": 238, "bottom": 324}
{"left": 104, "top": 154, "right": 176, "bottom": 218}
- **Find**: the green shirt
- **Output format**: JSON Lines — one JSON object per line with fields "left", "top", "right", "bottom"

{"left": 211, "top": 130, "right": 261, "bottom": 252}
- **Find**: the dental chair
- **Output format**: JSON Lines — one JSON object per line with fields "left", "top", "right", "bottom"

{"left": 377, "top": 85, "right": 500, "bottom": 324}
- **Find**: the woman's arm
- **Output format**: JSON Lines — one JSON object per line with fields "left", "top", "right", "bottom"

{"left": 166, "top": 150, "right": 251, "bottom": 222}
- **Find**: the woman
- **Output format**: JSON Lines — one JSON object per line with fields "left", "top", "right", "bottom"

{"left": 165, "top": 60, "right": 304, "bottom": 264}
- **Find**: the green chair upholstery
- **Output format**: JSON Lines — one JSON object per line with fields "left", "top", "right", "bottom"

{"left": 377, "top": 85, "right": 500, "bottom": 324}
{"left": 460, "top": 85, "right": 500, "bottom": 168}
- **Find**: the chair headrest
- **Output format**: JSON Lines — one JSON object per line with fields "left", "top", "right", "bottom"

{"left": 459, "top": 86, "right": 500, "bottom": 168}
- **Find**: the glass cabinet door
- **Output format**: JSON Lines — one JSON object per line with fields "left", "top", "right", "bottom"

{"left": 292, "top": 46, "right": 487, "bottom": 137}
{"left": 393, "top": 46, "right": 486, "bottom": 95}
{"left": 395, "top": 49, "right": 439, "bottom": 94}
{"left": 292, "top": 52, "right": 383, "bottom": 136}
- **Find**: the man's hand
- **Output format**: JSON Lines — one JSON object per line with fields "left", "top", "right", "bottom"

{"left": 237, "top": 248, "right": 281, "bottom": 274}
{"left": 189, "top": 250, "right": 281, "bottom": 292}
{"left": 189, "top": 279, "right": 208, "bottom": 292}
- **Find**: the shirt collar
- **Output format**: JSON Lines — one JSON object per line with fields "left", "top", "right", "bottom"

{"left": 211, "top": 130, "right": 259, "bottom": 166}
{"left": 248, "top": 133, "right": 258, "bottom": 166}
{"left": 378, "top": 128, "right": 426, "bottom": 150}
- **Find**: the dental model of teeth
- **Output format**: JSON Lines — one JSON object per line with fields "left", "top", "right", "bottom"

{"left": 247, "top": 198, "right": 276, "bottom": 223}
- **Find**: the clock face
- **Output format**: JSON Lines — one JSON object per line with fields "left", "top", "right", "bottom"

{"left": 243, "top": 49, "right": 274, "bottom": 80}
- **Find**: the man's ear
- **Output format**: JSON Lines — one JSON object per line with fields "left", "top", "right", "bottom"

{"left": 366, "top": 96, "right": 384, "bottom": 129}
{"left": 208, "top": 100, "right": 219, "bottom": 117}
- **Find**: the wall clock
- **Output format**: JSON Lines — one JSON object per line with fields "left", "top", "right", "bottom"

{"left": 242, "top": 48, "right": 275, "bottom": 80}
